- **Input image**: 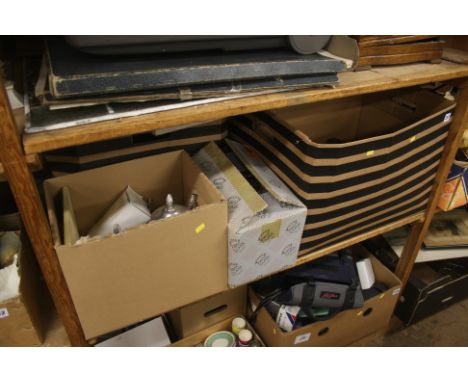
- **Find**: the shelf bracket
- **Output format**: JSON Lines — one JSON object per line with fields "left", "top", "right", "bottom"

{"left": 396, "top": 79, "right": 468, "bottom": 288}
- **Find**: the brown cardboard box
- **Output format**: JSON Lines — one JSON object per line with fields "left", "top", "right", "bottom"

{"left": 171, "top": 315, "right": 264, "bottom": 347}
{"left": 437, "top": 159, "right": 468, "bottom": 211}
{"left": 0, "top": 233, "right": 45, "bottom": 346}
{"left": 43, "top": 151, "right": 227, "bottom": 339}
{"left": 249, "top": 246, "right": 402, "bottom": 347}
{"left": 168, "top": 286, "right": 247, "bottom": 338}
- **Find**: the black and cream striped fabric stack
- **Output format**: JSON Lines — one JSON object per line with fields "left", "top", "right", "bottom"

{"left": 229, "top": 88, "right": 455, "bottom": 256}
{"left": 43, "top": 122, "right": 227, "bottom": 176}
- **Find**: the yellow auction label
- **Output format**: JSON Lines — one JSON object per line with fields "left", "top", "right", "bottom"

{"left": 410, "top": 135, "right": 417, "bottom": 143}
{"left": 366, "top": 150, "right": 374, "bottom": 156}
{"left": 195, "top": 223, "right": 206, "bottom": 234}
{"left": 259, "top": 220, "right": 281, "bottom": 242}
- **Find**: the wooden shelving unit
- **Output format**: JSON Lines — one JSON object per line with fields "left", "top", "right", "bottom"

{"left": 23, "top": 60, "right": 468, "bottom": 155}
{"left": 0, "top": 153, "right": 41, "bottom": 179}
{"left": 1, "top": 59, "right": 468, "bottom": 346}
{"left": 0, "top": 108, "right": 41, "bottom": 180}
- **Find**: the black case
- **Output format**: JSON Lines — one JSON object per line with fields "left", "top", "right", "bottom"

{"left": 364, "top": 236, "right": 468, "bottom": 326}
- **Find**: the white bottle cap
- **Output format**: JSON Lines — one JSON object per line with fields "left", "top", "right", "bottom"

{"left": 238, "top": 329, "right": 253, "bottom": 344}
{"left": 232, "top": 317, "right": 246, "bottom": 330}
{"left": 356, "top": 257, "right": 375, "bottom": 290}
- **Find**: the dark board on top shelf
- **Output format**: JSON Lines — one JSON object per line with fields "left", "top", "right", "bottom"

{"left": 46, "top": 38, "right": 345, "bottom": 98}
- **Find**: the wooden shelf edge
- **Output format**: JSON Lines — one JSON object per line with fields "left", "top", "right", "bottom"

{"left": 23, "top": 61, "right": 468, "bottom": 155}
{"left": 68, "top": 212, "right": 425, "bottom": 343}
{"left": 295, "top": 212, "right": 425, "bottom": 268}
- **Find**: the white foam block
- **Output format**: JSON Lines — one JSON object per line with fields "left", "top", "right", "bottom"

{"left": 356, "top": 257, "right": 375, "bottom": 290}
{"left": 95, "top": 316, "right": 171, "bottom": 347}
{"left": 88, "top": 186, "right": 150, "bottom": 238}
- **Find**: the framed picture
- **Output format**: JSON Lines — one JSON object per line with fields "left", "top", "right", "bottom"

{"left": 424, "top": 207, "right": 468, "bottom": 248}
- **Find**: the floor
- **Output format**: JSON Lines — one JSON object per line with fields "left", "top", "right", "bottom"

{"left": 366, "top": 298, "right": 468, "bottom": 346}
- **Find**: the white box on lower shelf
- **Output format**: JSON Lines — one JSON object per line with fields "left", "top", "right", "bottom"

{"left": 95, "top": 317, "right": 171, "bottom": 347}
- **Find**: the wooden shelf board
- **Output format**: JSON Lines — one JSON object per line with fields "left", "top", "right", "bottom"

{"left": 64, "top": 211, "right": 424, "bottom": 344}
{"left": 23, "top": 60, "right": 468, "bottom": 155}
{"left": 294, "top": 212, "right": 425, "bottom": 268}
{"left": 163, "top": 212, "right": 424, "bottom": 318}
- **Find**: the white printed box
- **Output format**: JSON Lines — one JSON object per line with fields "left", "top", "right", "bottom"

{"left": 194, "top": 140, "right": 307, "bottom": 287}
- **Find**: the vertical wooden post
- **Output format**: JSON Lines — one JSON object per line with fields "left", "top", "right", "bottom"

{"left": 0, "top": 81, "right": 88, "bottom": 346}
{"left": 396, "top": 81, "right": 468, "bottom": 287}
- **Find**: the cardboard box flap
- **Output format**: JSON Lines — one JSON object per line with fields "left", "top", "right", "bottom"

{"left": 194, "top": 142, "right": 267, "bottom": 217}
{"left": 62, "top": 186, "right": 80, "bottom": 245}
{"left": 226, "top": 139, "right": 304, "bottom": 208}
{"left": 43, "top": 150, "right": 228, "bottom": 339}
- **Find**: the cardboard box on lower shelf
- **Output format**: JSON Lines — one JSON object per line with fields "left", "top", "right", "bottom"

{"left": 0, "top": 232, "right": 48, "bottom": 346}
{"left": 168, "top": 286, "right": 247, "bottom": 339}
{"left": 171, "top": 315, "right": 264, "bottom": 347}
{"left": 95, "top": 316, "right": 171, "bottom": 347}
{"left": 43, "top": 151, "right": 228, "bottom": 339}
{"left": 248, "top": 247, "right": 402, "bottom": 347}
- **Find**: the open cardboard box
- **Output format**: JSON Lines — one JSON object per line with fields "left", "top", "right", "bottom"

{"left": 231, "top": 87, "right": 454, "bottom": 255}
{"left": 171, "top": 315, "right": 264, "bottom": 347}
{"left": 44, "top": 151, "right": 227, "bottom": 339}
{"left": 248, "top": 245, "right": 402, "bottom": 347}
{"left": 168, "top": 286, "right": 247, "bottom": 338}
{"left": 0, "top": 232, "right": 47, "bottom": 346}
{"left": 95, "top": 316, "right": 172, "bottom": 347}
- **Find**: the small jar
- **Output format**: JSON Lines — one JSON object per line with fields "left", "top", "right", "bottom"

{"left": 232, "top": 317, "right": 246, "bottom": 336}
{"left": 237, "top": 329, "right": 253, "bottom": 347}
